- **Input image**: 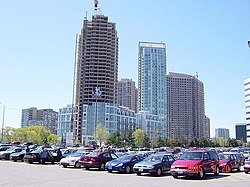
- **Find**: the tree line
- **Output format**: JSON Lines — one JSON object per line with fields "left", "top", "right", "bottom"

{"left": 95, "top": 124, "right": 246, "bottom": 148}
{"left": 1, "top": 126, "right": 58, "bottom": 145}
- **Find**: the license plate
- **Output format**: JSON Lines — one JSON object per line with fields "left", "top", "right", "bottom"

{"left": 139, "top": 168, "right": 143, "bottom": 172}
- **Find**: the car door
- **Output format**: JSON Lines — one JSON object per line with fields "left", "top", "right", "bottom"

{"left": 161, "top": 155, "right": 169, "bottom": 172}
{"left": 167, "top": 155, "right": 175, "bottom": 171}
{"left": 203, "top": 152, "right": 212, "bottom": 173}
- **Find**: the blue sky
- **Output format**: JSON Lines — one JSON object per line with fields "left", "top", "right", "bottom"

{"left": 0, "top": 0, "right": 249, "bottom": 138}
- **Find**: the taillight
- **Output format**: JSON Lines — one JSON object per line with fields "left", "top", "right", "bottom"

{"left": 90, "top": 158, "right": 96, "bottom": 162}
{"left": 32, "top": 154, "right": 37, "bottom": 157}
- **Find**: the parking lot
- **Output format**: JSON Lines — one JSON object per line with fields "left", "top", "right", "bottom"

{"left": 0, "top": 161, "right": 250, "bottom": 187}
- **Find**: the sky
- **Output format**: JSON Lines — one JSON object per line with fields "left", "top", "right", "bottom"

{"left": 0, "top": 0, "right": 250, "bottom": 138}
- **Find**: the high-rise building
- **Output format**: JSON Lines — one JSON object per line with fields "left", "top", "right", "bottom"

{"left": 204, "top": 116, "right": 210, "bottom": 139}
{"left": 21, "top": 107, "right": 58, "bottom": 134}
{"left": 57, "top": 105, "right": 74, "bottom": 145}
{"left": 74, "top": 2, "right": 118, "bottom": 143}
{"left": 138, "top": 42, "right": 167, "bottom": 137}
{"left": 118, "top": 78, "right": 137, "bottom": 112}
{"left": 244, "top": 78, "right": 250, "bottom": 142}
{"left": 215, "top": 128, "right": 230, "bottom": 139}
{"left": 235, "top": 123, "right": 246, "bottom": 143}
{"left": 167, "top": 72, "right": 205, "bottom": 143}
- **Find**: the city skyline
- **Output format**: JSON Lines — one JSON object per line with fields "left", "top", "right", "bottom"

{"left": 0, "top": 0, "right": 250, "bottom": 138}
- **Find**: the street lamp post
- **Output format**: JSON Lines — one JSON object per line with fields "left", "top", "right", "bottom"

{"left": 0, "top": 103, "right": 5, "bottom": 142}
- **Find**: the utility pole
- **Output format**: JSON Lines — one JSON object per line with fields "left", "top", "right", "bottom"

{"left": 0, "top": 103, "right": 5, "bottom": 142}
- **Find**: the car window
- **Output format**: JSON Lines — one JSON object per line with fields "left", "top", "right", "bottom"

{"left": 103, "top": 153, "right": 111, "bottom": 158}
{"left": 162, "top": 155, "right": 168, "bottom": 162}
{"left": 168, "top": 155, "right": 174, "bottom": 162}
{"left": 204, "top": 152, "right": 210, "bottom": 160}
{"left": 208, "top": 151, "right": 218, "bottom": 160}
{"left": 110, "top": 153, "right": 118, "bottom": 159}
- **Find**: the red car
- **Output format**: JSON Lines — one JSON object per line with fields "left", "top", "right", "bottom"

{"left": 170, "top": 150, "right": 220, "bottom": 179}
{"left": 218, "top": 153, "right": 241, "bottom": 172}
{"left": 79, "top": 151, "right": 118, "bottom": 170}
{"left": 244, "top": 158, "right": 250, "bottom": 174}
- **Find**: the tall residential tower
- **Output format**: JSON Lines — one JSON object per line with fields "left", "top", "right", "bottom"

{"left": 244, "top": 78, "right": 250, "bottom": 142}
{"left": 74, "top": 2, "right": 118, "bottom": 143}
{"left": 167, "top": 72, "right": 205, "bottom": 143}
{"left": 138, "top": 42, "right": 167, "bottom": 137}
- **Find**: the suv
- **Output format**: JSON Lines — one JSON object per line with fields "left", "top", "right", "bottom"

{"left": 170, "top": 150, "right": 220, "bottom": 179}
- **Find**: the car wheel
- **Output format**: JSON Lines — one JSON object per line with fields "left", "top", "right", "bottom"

{"left": 28, "top": 161, "right": 33, "bottom": 164}
{"left": 198, "top": 167, "right": 204, "bottom": 179}
{"left": 156, "top": 167, "right": 162, "bottom": 176}
{"left": 13, "top": 160, "right": 17, "bottom": 162}
{"left": 172, "top": 175, "right": 178, "bottom": 179}
{"left": 108, "top": 170, "right": 112, "bottom": 173}
{"left": 74, "top": 162, "right": 81, "bottom": 168}
{"left": 63, "top": 165, "right": 67, "bottom": 168}
{"left": 136, "top": 172, "right": 141, "bottom": 176}
{"left": 245, "top": 171, "right": 249, "bottom": 174}
{"left": 237, "top": 167, "right": 240, "bottom": 172}
{"left": 85, "top": 167, "right": 90, "bottom": 170}
{"left": 125, "top": 165, "right": 131, "bottom": 174}
{"left": 214, "top": 166, "right": 219, "bottom": 176}
{"left": 99, "top": 163, "right": 105, "bottom": 171}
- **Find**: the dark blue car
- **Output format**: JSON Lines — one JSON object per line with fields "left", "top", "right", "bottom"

{"left": 105, "top": 154, "right": 144, "bottom": 173}
{"left": 133, "top": 153, "right": 175, "bottom": 176}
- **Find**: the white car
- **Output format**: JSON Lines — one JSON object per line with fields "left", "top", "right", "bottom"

{"left": 60, "top": 151, "right": 88, "bottom": 168}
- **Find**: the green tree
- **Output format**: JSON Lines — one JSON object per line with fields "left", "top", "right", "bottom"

{"left": 106, "top": 131, "right": 123, "bottom": 147}
{"left": 133, "top": 129, "right": 145, "bottom": 149}
{"left": 94, "top": 123, "right": 110, "bottom": 147}
{"left": 157, "top": 136, "right": 164, "bottom": 147}
{"left": 142, "top": 133, "right": 151, "bottom": 148}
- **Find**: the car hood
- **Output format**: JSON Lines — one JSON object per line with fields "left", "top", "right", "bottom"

{"left": 134, "top": 161, "right": 160, "bottom": 167}
{"left": 172, "top": 160, "right": 202, "bottom": 166}
{"left": 219, "top": 160, "right": 229, "bottom": 165}
{"left": 107, "top": 159, "right": 129, "bottom": 166}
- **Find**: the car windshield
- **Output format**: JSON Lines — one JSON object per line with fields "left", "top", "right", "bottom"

{"left": 219, "top": 154, "right": 230, "bottom": 160}
{"left": 71, "top": 151, "right": 87, "bottom": 157}
{"left": 117, "top": 155, "right": 133, "bottom": 161}
{"left": 87, "top": 151, "right": 100, "bottom": 157}
{"left": 179, "top": 152, "right": 202, "bottom": 160}
{"left": 144, "top": 154, "right": 163, "bottom": 162}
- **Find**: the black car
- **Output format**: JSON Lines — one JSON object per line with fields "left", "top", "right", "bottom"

{"left": 133, "top": 153, "right": 175, "bottom": 176}
{"left": 23, "top": 148, "right": 57, "bottom": 164}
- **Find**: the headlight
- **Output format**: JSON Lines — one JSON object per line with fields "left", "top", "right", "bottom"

{"left": 117, "top": 163, "right": 123, "bottom": 167}
{"left": 147, "top": 165, "right": 154, "bottom": 169}
{"left": 171, "top": 166, "right": 175, "bottom": 169}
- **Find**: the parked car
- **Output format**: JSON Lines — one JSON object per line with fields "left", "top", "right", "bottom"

{"left": 60, "top": 150, "right": 89, "bottom": 168}
{"left": 105, "top": 154, "right": 144, "bottom": 173}
{"left": 23, "top": 148, "right": 57, "bottom": 164}
{"left": 170, "top": 150, "right": 220, "bottom": 179}
{"left": 10, "top": 150, "right": 26, "bottom": 162}
{"left": 60, "top": 148, "right": 77, "bottom": 159}
{"left": 79, "top": 151, "right": 118, "bottom": 170}
{"left": 218, "top": 153, "right": 241, "bottom": 172}
{"left": 133, "top": 153, "right": 175, "bottom": 176}
{"left": 244, "top": 158, "right": 250, "bottom": 174}
{"left": 0, "top": 147, "right": 25, "bottom": 160}
{"left": 235, "top": 153, "right": 245, "bottom": 166}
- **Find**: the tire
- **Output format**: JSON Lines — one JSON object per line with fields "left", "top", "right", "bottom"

{"left": 108, "top": 170, "right": 112, "bottom": 173}
{"left": 74, "top": 162, "right": 81, "bottom": 168}
{"left": 28, "top": 161, "right": 33, "bottom": 164}
{"left": 85, "top": 167, "right": 90, "bottom": 170}
{"left": 156, "top": 167, "right": 162, "bottom": 176}
{"left": 99, "top": 163, "right": 105, "bottom": 171}
{"left": 245, "top": 171, "right": 249, "bottom": 174}
{"left": 237, "top": 167, "right": 240, "bottom": 172}
{"left": 136, "top": 172, "right": 141, "bottom": 176}
{"left": 13, "top": 160, "right": 17, "bottom": 162}
{"left": 172, "top": 175, "right": 178, "bottom": 179}
{"left": 214, "top": 166, "right": 219, "bottom": 176}
{"left": 198, "top": 167, "right": 204, "bottom": 179}
{"left": 63, "top": 165, "right": 67, "bottom": 168}
{"left": 125, "top": 165, "right": 131, "bottom": 174}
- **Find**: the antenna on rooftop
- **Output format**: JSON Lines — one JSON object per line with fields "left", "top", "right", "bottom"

{"left": 94, "top": 0, "right": 102, "bottom": 15}
{"left": 84, "top": 11, "right": 88, "bottom": 20}
{"left": 196, "top": 71, "right": 199, "bottom": 79}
